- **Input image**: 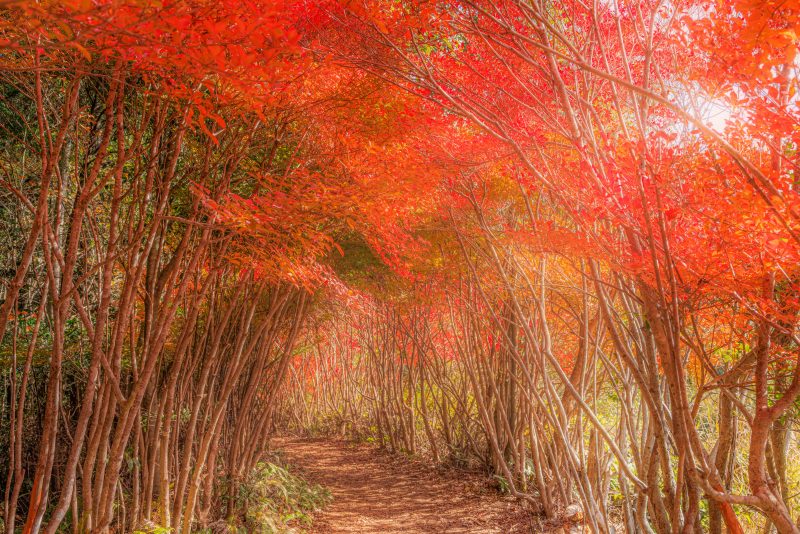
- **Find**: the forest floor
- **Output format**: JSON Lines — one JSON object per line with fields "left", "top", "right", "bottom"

{"left": 273, "top": 436, "right": 547, "bottom": 533}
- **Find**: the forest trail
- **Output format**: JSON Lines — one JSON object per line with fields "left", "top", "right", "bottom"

{"left": 274, "top": 436, "right": 537, "bottom": 533}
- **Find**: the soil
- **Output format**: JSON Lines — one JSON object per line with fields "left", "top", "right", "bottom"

{"left": 273, "top": 436, "right": 541, "bottom": 533}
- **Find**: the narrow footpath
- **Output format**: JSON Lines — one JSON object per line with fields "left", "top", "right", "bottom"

{"left": 274, "top": 436, "right": 537, "bottom": 533}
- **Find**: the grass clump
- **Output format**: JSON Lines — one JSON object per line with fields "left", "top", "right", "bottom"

{"left": 210, "top": 455, "right": 331, "bottom": 533}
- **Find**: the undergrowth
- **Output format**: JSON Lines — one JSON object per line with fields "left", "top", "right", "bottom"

{"left": 233, "top": 456, "right": 332, "bottom": 533}
{"left": 136, "top": 454, "right": 331, "bottom": 534}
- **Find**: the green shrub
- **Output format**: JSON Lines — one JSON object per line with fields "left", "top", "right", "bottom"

{"left": 222, "top": 456, "right": 331, "bottom": 533}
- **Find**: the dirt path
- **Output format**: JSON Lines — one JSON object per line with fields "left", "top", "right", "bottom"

{"left": 273, "top": 436, "right": 536, "bottom": 533}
